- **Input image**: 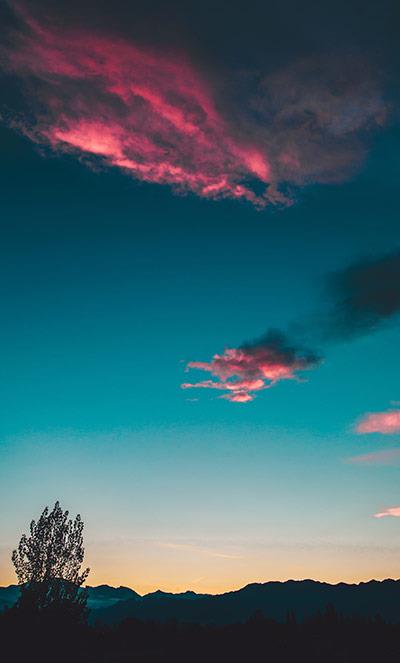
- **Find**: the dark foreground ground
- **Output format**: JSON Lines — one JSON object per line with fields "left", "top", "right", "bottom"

{"left": 2, "top": 606, "right": 400, "bottom": 662}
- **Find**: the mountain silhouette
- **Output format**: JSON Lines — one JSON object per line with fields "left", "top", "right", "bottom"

{"left": 0, "top": 585, "right": 20, "bottom": 612}
{"left": 84, "top": 584, "right": 140, "bottom": 609}
{"left": 142, "top": 589, "right": 208, "bottom": 601}
{"left": 2, "top": 579, "right": 400, "bottom": 624}
{"left": 0, "top": 583, "right": 140, "bottom": 612}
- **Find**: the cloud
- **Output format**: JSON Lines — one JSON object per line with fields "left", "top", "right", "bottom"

{"left": 355, "top": 409, "right": 400, "bottom": 435}
{"left": 182, "top": 330, "right": 321, "bottom": 403}
{"left": 1, "top": 5, "right": 272, "bottom": 206}
{"left": 158, "top": 542, "right": 243, "bottom": 560}
{"left": 0, "top": 4, "right": 388, "bottom": 207}
{"left": 374, "top": 506, "right": 400, "bottom": 519}
{"left": 228, "top": 55, "right": 387, "bottom": 189}
{"left": 326, "top": 251, "right": 400, "bottom": 339}
{"left": 182, "top": 248, "right": 400, "bottom": 404}
{"left": 348, "top": 448, "right": 400, "bottom": 465}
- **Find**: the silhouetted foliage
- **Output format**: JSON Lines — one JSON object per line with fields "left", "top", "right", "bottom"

{"left": 2, "top": 605, "right": 400, "bottom": 662}
{"left": 11, "top": 501, "right": 89, "bottom": 623}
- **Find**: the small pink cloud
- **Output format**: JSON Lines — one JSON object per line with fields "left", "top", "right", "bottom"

{"left": 182, "top": 331, "right": 320, "bottom": 403}
{"left": 347, "top": 448, "right": 400, "bottom": 466}
{"left": 181, "top": 377, "right": 266, "bottom": 403}
{"left": 222, "top": 391, "right": 255, "bottom": 403}
{"left": 355, "top": 409, "right": 400, "bottom": 434}
{"left": 374, "top": 506, "right": 400, "bottom": 519}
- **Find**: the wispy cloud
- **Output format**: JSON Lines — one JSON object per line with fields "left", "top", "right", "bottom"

{"left": 374, "top": 506, "right": 400, "bottom": 519}
{"left": 347, "top": 448, "right": 400, "bottom": 466}
{"left": 355, "top": 409, "right": 400, "bottom": 434}
{"left": 182, "top": 330, "right": 321, "bottom": 403}
{"left": 158, "top": 542, "right": 244, "bottom": 560}
{"left": 1, "top": 4, "right": 388, "bottom": 207}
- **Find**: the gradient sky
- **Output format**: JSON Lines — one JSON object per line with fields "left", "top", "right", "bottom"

{"left": 0, "top": 0, "right": 400, "bottom": 594}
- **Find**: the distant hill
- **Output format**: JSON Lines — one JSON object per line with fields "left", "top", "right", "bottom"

{"left": 142, "top": 589, "right": 208, "bottom": 602}
{"left": 85, "top": 584, "right": 140, "bottom": 610}
{"left": 0, "top": 585, "right": 20, "bottom": 612}
{"left": 2, "top": 579, "right": 400, "bottom": 624}
{"left": 0, "top": 584, "right": 139, "bottom": 612}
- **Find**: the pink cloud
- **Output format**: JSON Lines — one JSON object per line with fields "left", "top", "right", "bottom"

{"left": 2, "top": 8, "right": 272, "bottom": 207}
{"left": 374, "top": 506, "right": 400, "bottom": 519}
{"left": 355, "top": 409, "right": 400, "bottom": 434}
{"left": 222, "top": 391, "right": 255, "bottom": 403}
{"left": 1, "top": 7, "right": 387, "bottom": 206}
{"left": 182, "top": 331, "right": 320, "bottom": 403}
{"left": 347, "top": 448, "right": 400, "bottom": 466}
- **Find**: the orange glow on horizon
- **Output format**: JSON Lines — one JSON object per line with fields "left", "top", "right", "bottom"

{"left": 2, "top": 543, "right": 399, "bottom": 595}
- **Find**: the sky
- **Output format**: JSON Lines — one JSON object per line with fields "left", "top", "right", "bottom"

{"left": 0, "top": 0, "right": 400, "bottom": 594}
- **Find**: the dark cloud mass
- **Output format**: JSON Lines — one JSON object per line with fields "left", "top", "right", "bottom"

{"left": 326, "top": 251, "right": 400, "bottom": 338}
{"left": 0, "top": 1, "right": 391, "bottom": 207}
{"left": 220, "top": 55, "right": 387, "bottom": 190}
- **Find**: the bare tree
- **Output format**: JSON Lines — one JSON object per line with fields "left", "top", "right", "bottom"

{"left": 12, "top": 501, "right": 90, "bottom": 620}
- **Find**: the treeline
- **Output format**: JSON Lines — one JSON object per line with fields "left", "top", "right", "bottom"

{"left": 1, "top": 603, "right": 400, "bottom": 662}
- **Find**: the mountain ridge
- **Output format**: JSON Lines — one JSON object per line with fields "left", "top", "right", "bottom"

{"left": 1, "top": 578, "right": 399, "bottom": 624}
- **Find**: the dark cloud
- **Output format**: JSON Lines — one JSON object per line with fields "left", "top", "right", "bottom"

{"left": 6, "top": 0, "right": 400, "bottom": 68}
{"left": 221, "top": 54, "right": 387, "bottom": 194}
{"left": 0, "top": 1, "right": 392, "bottom": 207}
{"left": 240, "top": 330, "right": 321, "bottom": 371}
{"left": 326, "top": 250, "right": 400, "bottom": 338}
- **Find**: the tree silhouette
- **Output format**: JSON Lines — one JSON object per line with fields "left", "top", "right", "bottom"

{"left": 12, "top": 501, "right": 90, "bottom": 622}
